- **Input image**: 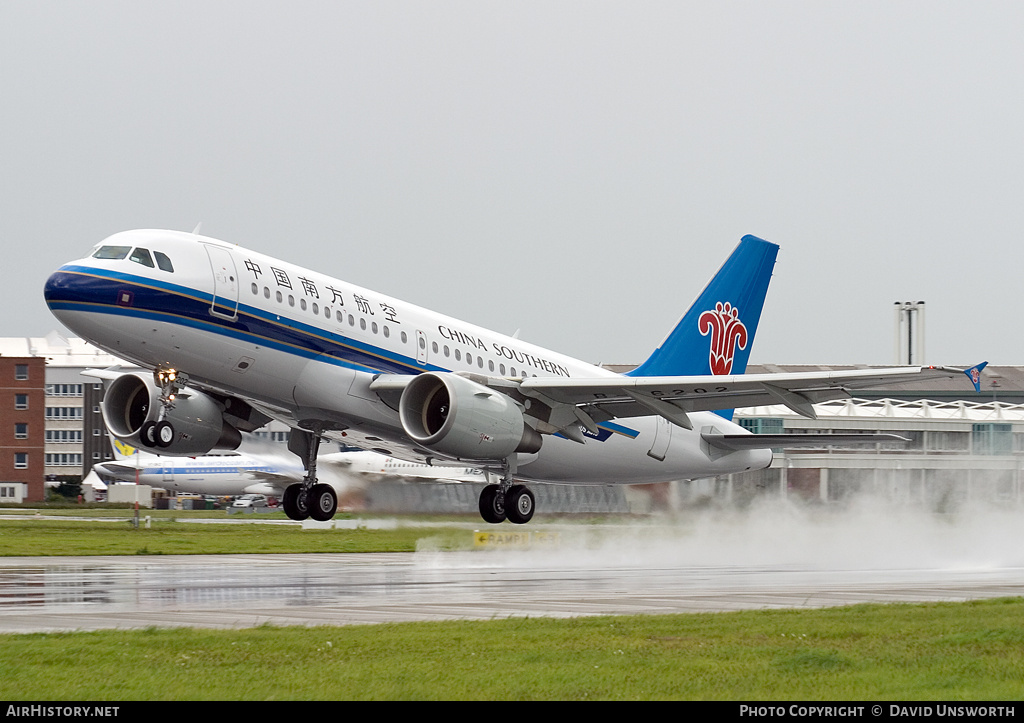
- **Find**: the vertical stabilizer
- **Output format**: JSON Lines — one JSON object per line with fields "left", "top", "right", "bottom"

{"left": 627, "top": 235, "right": 779, "bottom": 409}
{"left": 110, "top": 437, "right": 139, "bottom": 460}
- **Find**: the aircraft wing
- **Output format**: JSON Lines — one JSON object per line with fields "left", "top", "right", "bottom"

{"left": 518, "top": 365, "right": 972, "bottom": 433}
{"left": 242, "top": 468, "right": 303, "bottom": 484}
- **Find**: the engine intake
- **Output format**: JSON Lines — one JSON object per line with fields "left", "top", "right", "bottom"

{"left": 399, "top": 372, "right": 542, "bottom": 460}
{"left": 101, "top": 372, "right": 242, "bottom": 455}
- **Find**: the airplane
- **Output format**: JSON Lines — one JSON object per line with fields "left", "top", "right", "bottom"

{"left": 44, "top": 229, "right": 983, "bottom": 525}
{"left": 93, "top": 437, "right": 484, "bottom": 498}
{"left": 91, "top": 437, "right": 302, "bottom": 497}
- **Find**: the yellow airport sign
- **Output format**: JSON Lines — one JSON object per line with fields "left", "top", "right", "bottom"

{"left": 473, "top": 530, "right": 561, "bottom": 549}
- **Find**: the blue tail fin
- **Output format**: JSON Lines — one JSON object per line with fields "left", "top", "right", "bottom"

{"left": 627, "top": 235, "right": 779, "bottom": 381}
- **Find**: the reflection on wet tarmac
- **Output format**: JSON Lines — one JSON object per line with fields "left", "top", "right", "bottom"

{"left": 0, "top": 551, "right": 1022, "bottom": 633}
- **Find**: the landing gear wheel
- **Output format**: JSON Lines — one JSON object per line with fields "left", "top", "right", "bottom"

{"left": 505, "top": 485, "right": 535, "bottom": 525}
{"left": 140, "top": 421, "right": 157, "bottom": 447}
{"left": 308, "top": 483, "right": 337, "bottom": 522}
{"left": 154, "top": 421, "right": 175, "bottom": 448}
{"left": 479, "top": 484, "right": 507, "bottom": 524}
{"left": 282, "top": 484, "right": 310, "bottom": 521}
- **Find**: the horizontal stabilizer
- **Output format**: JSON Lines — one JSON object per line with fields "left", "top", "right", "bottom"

{"left": 701, "top": 432, "right": 909, "bottom": 451}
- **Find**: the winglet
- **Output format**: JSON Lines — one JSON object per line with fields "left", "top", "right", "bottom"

{"left": 963, "top": 361, "right": 988, "bottom": 393}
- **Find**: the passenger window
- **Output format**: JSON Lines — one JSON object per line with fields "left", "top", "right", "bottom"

{"left": 154, "top": 252, "right": 174, "bottom": 272}
{"left": 401, "top": 332, "right": 408, "bottom": 344}
{"left": 92, "top": 246, "right": 131, "bottom": 260}
{"left": 251, "top": 283, "right": 258, "bottom": 295}
{"left": 129, "top": 248, "right": 154, "bottom": 267}
{"left": 325, "top": 308, "right": 331, "bottom": 319}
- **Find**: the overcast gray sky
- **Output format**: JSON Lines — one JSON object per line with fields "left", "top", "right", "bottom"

{"left": 3, "top": 2, "right": 1021, "bottom": 367}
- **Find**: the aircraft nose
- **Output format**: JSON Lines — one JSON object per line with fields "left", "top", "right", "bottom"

{"left": 43, "top": 268, "right": 66, "bottom": 310}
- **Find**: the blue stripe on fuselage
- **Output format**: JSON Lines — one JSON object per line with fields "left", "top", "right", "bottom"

{"left": 46, "top": 265, "right": 641, "bottom": 442}
{"left": 45, "top": 266, "right": 432, "bottom": 375}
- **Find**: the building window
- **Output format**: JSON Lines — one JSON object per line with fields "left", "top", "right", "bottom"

{"left": 14, "top": 423, "right": 27, "bottom": 439}
{"left": 14, "top": 453, "right": 28, "bottom": 469}
{"left": 15, "top": 394, "right": 28, "bottom": 410}
{"left": 972, "top": 423, "right": 1012, "bottom": 455}
{"left": 44, "top": 453, "right": 82, "bottom": 467}
{"left": 46, "top": 430, "right": 83, "bottom": 443}
{"left": 15, "top": 364, "right": 28, "bottom": 380}
{"left": 45, "top": 407, "right": 83, "bottom": 420}
{"left": 46, "top": 384, "right": 83, "bottom": 397}
{"left": 739, "top": 418, "right": 785, "bottom": 435}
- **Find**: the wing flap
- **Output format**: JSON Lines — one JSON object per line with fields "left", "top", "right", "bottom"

{"left": 701, "top": 432, "right": 910, "bottom": 451}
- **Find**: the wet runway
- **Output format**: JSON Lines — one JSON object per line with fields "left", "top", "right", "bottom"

{"left": 1, "top": 549, "right": 1022, "bottom": 633}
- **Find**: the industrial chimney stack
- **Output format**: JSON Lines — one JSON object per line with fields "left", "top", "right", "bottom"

{"left": 894, "top": 301, "right": 925, "bottom": 365}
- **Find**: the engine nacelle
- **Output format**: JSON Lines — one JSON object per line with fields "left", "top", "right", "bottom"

{"left": 399, "top": 372, "right": 542, "bottom": 460}
{"left": 101, "top": 372, "right": 242, "bottom": 455}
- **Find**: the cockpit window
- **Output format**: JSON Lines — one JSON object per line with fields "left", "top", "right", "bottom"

{"left": 129, "top": 248, "right": 154, "bottom": 268}
{"left": 154, "top": 252, "right": 174, "bottom": 272}
{"left": 92, "top": 245, "right": 131, "bottom": 260}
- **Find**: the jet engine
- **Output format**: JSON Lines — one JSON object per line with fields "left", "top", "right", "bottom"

{"left": 399, "top": 372, "right": 542, "bottom": 460}
{"left": 101, "top": 372, "right": 242, "bottom": 455}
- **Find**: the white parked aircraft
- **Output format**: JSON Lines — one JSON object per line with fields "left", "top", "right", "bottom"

{"left": 45, "top": 230, "right": 981, "bottom": 524}
{"left": 92, "top": 438, "right": 483, "bottom": 497}
{"left": 91, "top": 437, "right": 302, "bottom": 497}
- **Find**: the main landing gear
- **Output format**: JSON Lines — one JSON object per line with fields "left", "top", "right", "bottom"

{"left": 478, "top": 460, "right": 535, "bottom": 525}
{"left": 282, "top": 430, "right": 337, "bottom": 522}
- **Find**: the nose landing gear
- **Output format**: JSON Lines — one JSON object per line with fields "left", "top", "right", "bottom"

{"left": 142, "top": 369, "right": 188, "bottom": 449}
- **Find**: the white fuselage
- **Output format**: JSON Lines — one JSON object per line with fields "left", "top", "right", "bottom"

{"left": 46, "top": 230, "right": 770, "bottom": 485}
{"left": 93, "top": 452, "right": 296, "bottom": 496}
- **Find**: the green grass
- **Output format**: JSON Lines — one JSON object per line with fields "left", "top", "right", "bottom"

{"left": 0, "top": 518, "right": 472, "bottom": 555}
{"left": 3, "top": 509, "right": 1022, "bottom": 700}
{"left": 0, "top": 599, "right": 1022, "bottom": 700}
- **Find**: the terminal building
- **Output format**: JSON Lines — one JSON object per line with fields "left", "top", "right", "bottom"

{"left": 725, "top": 364, "right": 1024, "bottom": 511}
